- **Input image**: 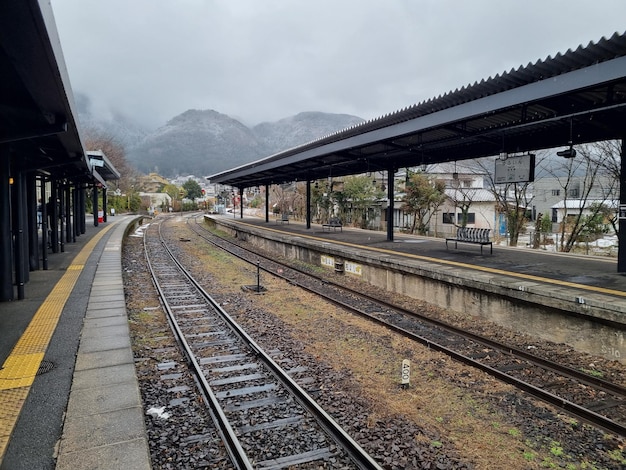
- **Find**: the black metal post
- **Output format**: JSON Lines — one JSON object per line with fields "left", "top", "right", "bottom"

{"left": 102, "top": 187, "right": 108, "bottom": 222}
{"left": 306, "top": 180, "right": 311, "bottom": 229}
{"left": 41, "top": 177, "right": 48, "bottom": 270}
{"left": 65, "top": 183, "right": 72, "bottom": 244}
{"left": 239, "top": 187, "right": 243, "bottom": 219}
{"left": 58, "top": 181, "right": 65, "bottom": 252}
{"left": 13, "top": 171, "right": 27, "bottom": 299}
{"left": 265, "top": 184, "right": 269, "bottom": 223}
{"left": 49, "top": 180, "right": 59, "bottom": 253}
{"left": 0, "top": 147, "right": 13, "bottom": 301}
{"left": 386, "top": 168, "right": 395, "bottom": 241}
{"left": 79, "top": 184, "right": 86, "bottom": 234}
{"left": 27, "top": 173, "right": 39, "bottom": 271}
{"left": 618, "top": 138, "right": 626, "bottom": 273}
{"left": 93, "top": 184, "right": 99, "bottom": 227}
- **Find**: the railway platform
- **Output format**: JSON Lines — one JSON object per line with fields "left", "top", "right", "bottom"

{"left": 214, "top": 214, "right": 626, "bottom": 294}
{"left": 0, "top": 215, "right": 150, "bottom": 470}
{"left": 208, "top": 214, "right": 626, "bottom": 363}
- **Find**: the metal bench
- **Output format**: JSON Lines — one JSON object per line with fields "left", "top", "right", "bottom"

{"left": 322, "top": 217, "right": 342, "bottom": 232}
{"left": 445, "top": 227, "right": 492, "bottom": 254}
{"left": 276, "top": 213, "right": 289, "bottom": 224}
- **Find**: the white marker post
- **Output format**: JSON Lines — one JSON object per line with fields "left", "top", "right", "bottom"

{"left": 401, "top": 359, "right": 410, "bottom": 389}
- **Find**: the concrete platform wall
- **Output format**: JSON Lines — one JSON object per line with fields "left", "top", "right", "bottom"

{"left": 208, "top": 217, "right": 625, "bottom": 363}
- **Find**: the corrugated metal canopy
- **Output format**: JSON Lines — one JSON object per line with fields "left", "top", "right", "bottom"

{"left": 0, "top": 0, "right": 91, "bottom": 181}
{"left": 209, "top": 32, "right": 626, "bottom": 188}
{"left": 87, "top": 150, "right": 121, "bottom": 183}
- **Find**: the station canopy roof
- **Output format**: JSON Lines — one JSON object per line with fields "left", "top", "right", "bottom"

{"left": 87, "top": 150, "right": 121, "bottom": 186}
{"left": 209, "top": 31, "right": 626, "bottom": 189}
{"left": 0, "top": 1, "right": 92, "bottom": 182}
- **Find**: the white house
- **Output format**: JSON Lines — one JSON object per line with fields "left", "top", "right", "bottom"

{"left": 139, "top": 192, "right": 172, "bottom": 214}
{"left": 435, "top": 188, "right": 498, "bottom": 237}
{"left": 551, "top": 198, "right": 618, "bottom": 225}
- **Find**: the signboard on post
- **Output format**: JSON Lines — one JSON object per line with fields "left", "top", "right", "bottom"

{"left": 494, "top": 154, "right": 535, "bottom": 184}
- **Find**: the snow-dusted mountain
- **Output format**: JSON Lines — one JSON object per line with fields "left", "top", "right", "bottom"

{"left": 252, "top": 111, "right": 364, "bottom": 154}
{"left": 74, "top": 93, "right": 149, "bottom": 151}
{"left": 126, "top": 109, "right": 265, "bottom": 177}
{"left": 75, "top": 95, "right": 365, "bottom": 178}
{"left": 126, "top": 110, "right": 364, "bottom": 178}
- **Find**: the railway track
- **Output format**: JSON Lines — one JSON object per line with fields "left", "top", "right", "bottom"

{"left": 143, "top": 217, "right": 383, "bottom": 469}
{"left": 185, "top": 214, "right": 626, "bottom": 438}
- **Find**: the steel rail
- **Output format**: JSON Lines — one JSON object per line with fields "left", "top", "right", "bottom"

{"left": 143, "top": 221, "right": 254, "bottom": 470}
{"left": 156, "top": 217, "right": 384, "bottom": 470}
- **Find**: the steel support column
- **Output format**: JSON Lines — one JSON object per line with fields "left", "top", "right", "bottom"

{"left": 76, "top": 184, "right": 87, "bottom": 235}
{"left": 65, "top": 183, "right": 73, "bottom": 244}
{"left": 93, "top": 184, "right": 99, "bottom": 227}
{"left": 306, "top": 180, "right": 311, "bottom": 229}
{"left": 41, "top": 177, "right": 48, "bottom": 270}
{"left": 0, "top": 147, "right": 13, "bottom": 301}
{"left": 79, "top": 184, "right": 86, "bottom": 234}
{"left": 265, "top": 184, "right": 269, "bottom": 223}
{"left": 58, "top": 181, "right": 65, "bottom": 252}
{"left": 618, "top": 138, "right": 626, "bottom": 273}
{"left": 73, "top": 185, "right": 79, "bottom": 239}
{"left": 49, "top": 180, "right": 59, "bottom": 253}
{"left": 12, "top": 171, "right": 27, "bottom": 299}
{"left": 239, "top": 187, "right": 243, "bottom": 219}
{"left": 386, "top": 169, "right": 395, "bottom": 241}
{"left": 27, "top": 173, "right": 39, "bottom": 271}
{"left": 102, "top": 187, "right": 108, "bottom": 223}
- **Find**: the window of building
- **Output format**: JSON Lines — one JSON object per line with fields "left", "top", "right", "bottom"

{"left": 457, "top": 213, "right": 475, "bottom": 224}
{"left": 442, "top": 213, "right": 455, "bottom": 224}
{"left": 551, "top": 189, "right": 560, "bottom": 196}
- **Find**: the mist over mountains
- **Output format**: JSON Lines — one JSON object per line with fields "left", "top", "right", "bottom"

{"left": 75, "top": 95, "right": 364, "bottom": 178}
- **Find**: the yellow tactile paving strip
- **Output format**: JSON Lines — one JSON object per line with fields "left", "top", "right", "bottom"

{"left": 0, "top": 223, "right": 115, "bottom": 461}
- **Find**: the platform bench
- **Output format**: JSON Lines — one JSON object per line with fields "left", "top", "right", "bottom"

{"left": 446, "top": 227, "right": 492, "bottom": 254}
{"left": 322, "top": 217, "right": 343, "bottom": 232}
{"left": 276, "top": 213, "right": 289, "bottom": 224}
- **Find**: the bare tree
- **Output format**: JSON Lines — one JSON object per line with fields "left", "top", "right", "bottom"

{"left": 478, "top": 156, "right": 540, "bottom": 247}
{"left": 447, "top": 178, "right": 477, "bottom": 228}
{"left": 83, "top": 130, "right": 139, "bottom": 192}
{"left": 545, "top": 143, "right": 618, "bottom": 252}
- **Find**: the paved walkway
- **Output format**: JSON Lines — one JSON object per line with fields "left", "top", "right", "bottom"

{"left": 0, "top": 215, "right": 151, "bottom": 470}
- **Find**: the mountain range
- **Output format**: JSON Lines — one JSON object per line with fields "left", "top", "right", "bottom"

{"left": 75, "top": 96, "right": 364, "bottom": 178}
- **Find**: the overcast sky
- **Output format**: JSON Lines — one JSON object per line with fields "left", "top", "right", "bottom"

{"left": 51, "top": 0, "right": 626, "bottom": 130}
